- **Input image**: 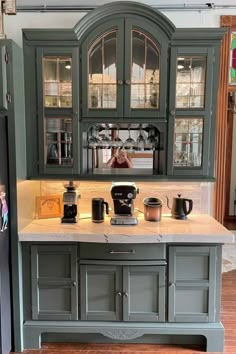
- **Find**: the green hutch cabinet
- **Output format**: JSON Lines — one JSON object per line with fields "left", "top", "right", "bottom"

{"left": 23, "top": 1, "right": 225, "bottom": 180}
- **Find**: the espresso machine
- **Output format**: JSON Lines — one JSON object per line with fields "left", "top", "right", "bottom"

{"left": 61, "top": 181, "right": 79, "bottom": 223}
{"left": 110, "top": 182, "right": 139, "bottom": 225}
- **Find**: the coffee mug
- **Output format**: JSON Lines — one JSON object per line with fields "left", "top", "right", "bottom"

{"left": 92, "top": 198, "right": 109, "bottom": 223}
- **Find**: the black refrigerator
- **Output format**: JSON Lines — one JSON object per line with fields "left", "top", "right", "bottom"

{"left": 0, "top": 114, "right": 12, "bottom": 354}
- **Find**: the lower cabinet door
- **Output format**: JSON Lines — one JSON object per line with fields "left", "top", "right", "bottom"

{"left": 31, "top": 245, "right": 78, "bottom": 320}
{"left": 123, "top": 265, "right": 166, "bottom": 322}
{"left": 80, "top": 264, "right": 122, "bottom": 321}
{"left": 168, "top": 246, "right": 218, "bottom": 322}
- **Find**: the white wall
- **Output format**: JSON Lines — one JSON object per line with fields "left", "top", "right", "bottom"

{"left": 4, "top": 7, "right": 236, "bottom": 47}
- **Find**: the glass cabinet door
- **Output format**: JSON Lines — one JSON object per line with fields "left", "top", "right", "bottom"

{"left": 82, "top": 18, "right": 168, "bottom": 118}
{"left": 124, "top": 18, "right": 168, "bottom": 118}
{"left": 168, "top": 47, "right": 214, "bottom": 177}
{"left": 37, "top": 47, "right": 79, "bottom": 175}
{"left": 82, "top": 19, "right": 124, "bottom": 118}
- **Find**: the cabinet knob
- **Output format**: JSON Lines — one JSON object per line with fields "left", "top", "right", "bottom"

{"left": 116, "top": 291, "right": 122, "bottom": 297}
{"left": 72, "top": 281, "right": 76, "bottom": 287}
{"left": 123, "top": 291, "right": 129, "bottom": 297}
{"left": 125, "top": 80, "right": 131, "bottom": 85}
{"left": 117, "top": 80, "right": 123, "bottom": 85}
{"left": 169, "top": 282, "right": 175, "bottom": 288}
{"left": 170, "top": 110, "right": 175, "bottom": 116}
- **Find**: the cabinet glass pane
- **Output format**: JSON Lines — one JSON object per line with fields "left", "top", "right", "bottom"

{"left": 88, "top": 31, "right": 117, "bottom": 109}
{"left": 131, "top": 31, "right": 160, "bottom": 109}
{"left": 43, "top": 56, "right": 72, "bottom": 107}
{"left": 176, "top": 56, "right": 206, "bottom": 109}
{"left": 174, "top": 118, "right": 203, "bottom": 167}
{"left": 45, "top": 117, "right": 73, "bottom": 167}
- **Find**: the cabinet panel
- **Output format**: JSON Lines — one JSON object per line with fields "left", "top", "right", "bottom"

{"left": 123, "top": 265, "right": 165, "bottom": 322}
{"left": 175, "top": 288, "right": 208, "bottom": 314}
{"left": 80, "top": 264, "right": 122, "bottom": 321}
{"left": 31, "top": 245, "right": 78, "bottom": 320}
{"left": 168, "top": 246, "right": 217, "bottom": 323}
{"left": 0, "top": 45, "right": 8, "bottom": 111}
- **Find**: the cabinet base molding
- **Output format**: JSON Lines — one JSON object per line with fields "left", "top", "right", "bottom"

{"left": 23, "top": 320, "right": 224, "bottom": 352}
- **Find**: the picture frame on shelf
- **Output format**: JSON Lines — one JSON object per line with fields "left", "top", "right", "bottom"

{"left": 36, "top": 195, "right": 63, "bottom": 219}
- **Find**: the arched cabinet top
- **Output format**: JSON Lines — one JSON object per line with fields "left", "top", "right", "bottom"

{"left": 73, "top": 1, "right": 176, "bottom": 42}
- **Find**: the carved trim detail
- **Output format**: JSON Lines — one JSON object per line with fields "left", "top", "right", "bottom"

{"left": 221, "top": 16, "right": 232, "bottom": 27}
{"left": 101, "top": 328, "right": 144, "bottom": 340}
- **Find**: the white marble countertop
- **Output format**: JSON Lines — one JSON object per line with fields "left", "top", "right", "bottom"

{"left": 19, "top": 214, "right": 235, "bottom": 244}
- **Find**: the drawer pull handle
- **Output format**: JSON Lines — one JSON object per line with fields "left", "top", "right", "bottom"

{"left": 109, "top": 250, "right": 135, "bottom": 254}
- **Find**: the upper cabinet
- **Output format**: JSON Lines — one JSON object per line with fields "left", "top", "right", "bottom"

{"left": 23, "top": 2, "right": 225, "bottom": 180}
{"left": 167, "top": 46, "right": 217, "bottom": 177}
{"left": 81, "top": 17, "right": 168, "bottom": 119}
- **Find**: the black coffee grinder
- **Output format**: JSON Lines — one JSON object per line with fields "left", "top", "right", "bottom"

{"left": 61, "top": 181, "right": 79, "bottom": 223}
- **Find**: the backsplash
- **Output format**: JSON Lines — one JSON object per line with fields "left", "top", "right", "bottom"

{"left": 40, "top": 181, "right": 213, "bottom": 216}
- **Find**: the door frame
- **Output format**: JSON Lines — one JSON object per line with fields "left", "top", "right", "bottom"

{"left": 215, "top": 16, "right": 236, "bottom": 223}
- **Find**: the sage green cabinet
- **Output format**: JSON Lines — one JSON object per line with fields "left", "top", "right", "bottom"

{"left": 81, "top": 17, "right": 168, "bottom": 119}
{"left": 0, "top": 44, "right": 8, "bottom": 111}
{"left": 168, "top": 245, "right": 220, "bottom": 323}
{"left": 80, "top": 264, "right": 165, "bottom": 322}
{"left": 31, "top": 245, "right": 78, "bottom": 320}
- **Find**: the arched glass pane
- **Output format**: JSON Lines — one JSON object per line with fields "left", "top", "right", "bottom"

{"left": 88, "top": 31, "right": 117, "bottom": 109}
{"left": 131, "top": 30, "right": 160, "bottom": 109}
{"left": 43, "top": 56, "right": 72, "bottom": 108}
{"left": 176, "top": 56, "right": 206, "bottom": 109}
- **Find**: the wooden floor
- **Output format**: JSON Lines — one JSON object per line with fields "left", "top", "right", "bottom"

{"left": 12, "top": 270, "right": 236, "bottom": 354}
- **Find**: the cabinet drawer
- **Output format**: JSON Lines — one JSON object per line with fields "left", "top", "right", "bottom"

{"left": 80, "top": 243, "right": 166, "bottom": 260}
